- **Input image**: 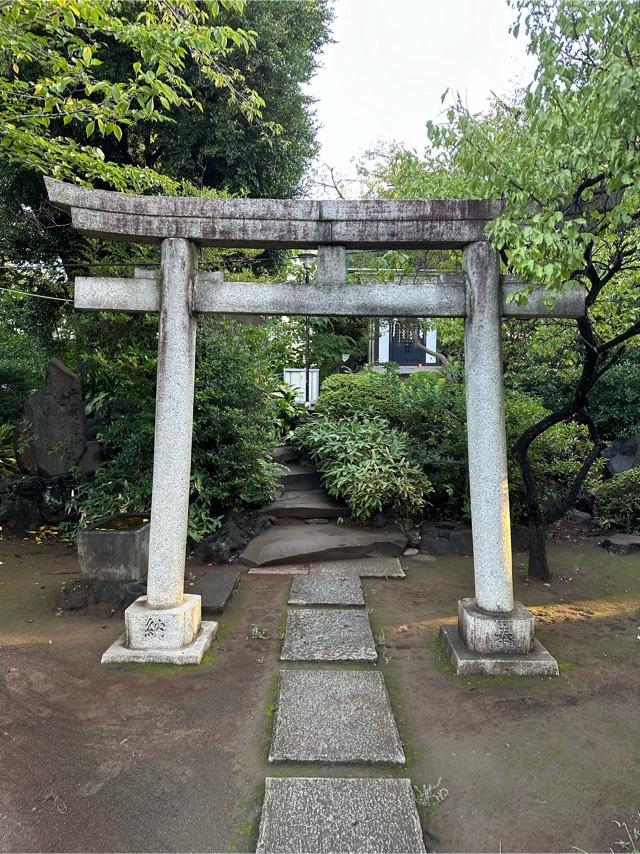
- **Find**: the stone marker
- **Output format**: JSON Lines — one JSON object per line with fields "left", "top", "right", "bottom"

{"left": 256, "top": 777, "right": 426, "bottom": 853}
{"left": 185, "top": 569, "right": 240, "bottom": 613}
{"left": 269, "top": 670, "right": 404, "bottom": 764}
{"left": 280, "top": 608, "right": 378, "bottom": 661}
{"left": 288, "top": 574, "right": 364, "bottom": 607}
{"left": 281, "top": 607, "right": 377, "bottom": 662}
{"left": 15, "top": 358, "right": 87, "bottom": 476}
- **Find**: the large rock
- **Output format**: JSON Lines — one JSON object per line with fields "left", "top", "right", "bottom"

{"left": 0, "top": 474, "right": 72, "bottom": 535}
{"left": 240, "top": 522, "right": 407, "bottom": 567}
{"left": 15, "top": 359, "right": 86, "bottom": 476}
{"left": 600, "top": 533, "right": 640, "bottom": 555}
{"left": 602, "top": 433, "right": 640, "bottom": 476}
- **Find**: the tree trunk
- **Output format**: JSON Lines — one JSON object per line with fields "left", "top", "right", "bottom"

{"left": 527, "top": 515, "right": 551, "bottom": 581}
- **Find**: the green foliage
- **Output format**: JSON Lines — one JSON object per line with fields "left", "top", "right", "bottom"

{"left": 0, "top": 0, "right": 271, "bottom": 191}
{"left": 315, "top": 369, "right": 403, "bottom": 422}
{"left": 70, "top": 318, "right": 281, "bottom": 539}
{"left": 310, "top": 368, "right": 592, "bottom": 523}
{"left": 292, "top": 415, "right": 432, "bottom": 524}
{"left": 0, "top": 422, "right": 19, "bottom": 477}
{"left": 589, "top": 351, "right": 640, "bottom": 439}
{"left": 270, "top": 384, "right": 307, "bottom": 441}
{"left": 593, "top": 468, "right": 640, "bottom": 533}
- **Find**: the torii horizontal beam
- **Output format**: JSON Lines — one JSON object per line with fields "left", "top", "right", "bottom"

{"left": 74, "top": 273, "right": 585, "bottom": 318}
{"left": 45, "top": 178, "right": 503, "bottom": 249}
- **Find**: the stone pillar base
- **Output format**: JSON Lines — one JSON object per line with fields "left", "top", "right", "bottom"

{"left": 101, "top": 594, "right": 217, "bottom": 665}
{"left": 440, "top": 597, "right": 558, "bottom": 677}
{"left": 458, "top": 597, "right": 534, "bottom": 655}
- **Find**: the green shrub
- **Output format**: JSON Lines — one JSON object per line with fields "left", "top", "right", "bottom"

{"left": 589, "top": 352, "right": 640, "bottom": 440}
{"left": 70, "top": 319, "right": 282, "bottom": 540}
{"left": 315, "top": 369, "right": 402, "bottom": 422}
{"left": 292, "top": 415, "right": 432, "bottom": 523}
{"left": 593, "top": 468, "right": 640, "bottom": 533}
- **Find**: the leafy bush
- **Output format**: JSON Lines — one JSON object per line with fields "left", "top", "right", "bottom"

{"left": 593, "top": 468, "right": 640, "bottom": 533}
{"left": 0, "top": 422, "right": 20, "bottom": 477}
{"left": 70, "top": 319, "right": 282, "bottom": 540}
{"left": 589, "top": 352, "right": 640, "bottom": 440}
{"left": 315, "top": 369, "right": 402, "bottom": 422}
{"left": 0, "top": 359, "right": 37, "bottom": 424}
{"left": 292, "top": 415, "right": 432, "bottom": 523}
{"left": 311, "top": 367, "right": 593, "bottom": 523}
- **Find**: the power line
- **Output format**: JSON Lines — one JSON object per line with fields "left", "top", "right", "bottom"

{"left": 0, "top": 286, "right": 71, "bottom": 303}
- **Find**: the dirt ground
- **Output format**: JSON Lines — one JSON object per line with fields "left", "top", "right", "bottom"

{"left": 0, "top": 531, "right": 638, "bottom": 853}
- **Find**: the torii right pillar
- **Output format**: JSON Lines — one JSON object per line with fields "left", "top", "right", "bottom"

{"left": 441, "top": 242, "right": 559, "bottom": 677}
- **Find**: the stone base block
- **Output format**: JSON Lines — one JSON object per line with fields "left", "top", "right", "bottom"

{"left": 102, "top": 621, "right": 218, "bottom": 665}
{"left": 124, "top": 594, "right": 201, "bottom": 650}
{"left": 441, "top": 625, "right": 558, "bottom": 677}
{"left": 458, "top": 597, "right": 534, "bottom": 654}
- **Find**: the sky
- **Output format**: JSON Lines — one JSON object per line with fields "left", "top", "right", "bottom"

{"left": 305, "top": 0, "right": 537, "bottom": 184}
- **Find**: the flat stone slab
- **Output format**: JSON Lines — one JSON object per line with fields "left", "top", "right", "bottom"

{"left": 288, "top": 575, "right": 364, "bottom": 606}
{"left": 185, "top": 569, "right": 240, "bottom": 613}
{"left": 281, "top": 608, "right": 377, "bottom": 662}
{"left": 249, "top": 556, "right": 405, "bottom": 577}
{"left": 270, "top": 670, "right": 404, "bottom": 764}
{"left": 256, "top": 777, "right": 426, "bottom": 853}
{"left": 441, "top": 625, "right": 559, "bottom": 677}
{"left": 310, "top": 556, "right": 405, "bottom": 578}
{"left": 261, "top": 489, "right": 348, "bottom": 519}
{"left": 600, "top": 533, "right": 640, "bottom": 554}
{"left": 101, "top": 621, "right": 218, "bottom": 665}
{"left": 240, "top": 523, "right": 407, "bottom": 567}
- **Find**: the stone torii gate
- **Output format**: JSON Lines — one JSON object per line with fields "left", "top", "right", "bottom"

{"left": 46, "top": 178, "right": 584, "bottom": 675}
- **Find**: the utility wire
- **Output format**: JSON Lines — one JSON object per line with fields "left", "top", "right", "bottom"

{"left": 0, "top": 286, "right": 71, "bottom": 303}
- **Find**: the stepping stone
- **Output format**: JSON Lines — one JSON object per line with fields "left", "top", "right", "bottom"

{"left": 249, "top": 556, "right": 405, "bottom": 577}
{"left": 256, "top": 777, "right": 426, "bottom": 853}
{"left": 289, "top": 574, "right": 364, "bottom": 607}
{"left": 600, "top": 533, "right": 640, "bottom": 554}
{"left": 310, "top": 556, "right": 405, "bottom": 578}
{"left": 240, "top": 524, "right": 407, "bottom": 567}
{"left": 270, "top": 670, "right": 405, "bottom": 764}
{"left": 261, "top": 489, "right": 349, "bottom": 519}
{"left": 280, "top": 462, "right": 320, "bottom": 490}
{"left": 185, "top": 569, "right": 240, "bottom": 613}
{"left": 281, "top": 607, "right": 377, "bottom": 662}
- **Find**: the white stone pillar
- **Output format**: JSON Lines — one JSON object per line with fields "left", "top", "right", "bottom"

{"left": 463, "top": 241, "right": 514, "bottom": 613}
{"left": 102, "top": 238, "right": 218, "bottom": 664}
{"left": 146, "top": 238, "right": 198, "bottom": 609}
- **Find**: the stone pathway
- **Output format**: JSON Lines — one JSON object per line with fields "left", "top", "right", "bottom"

{"left": 256, "top": 571, "right": 426, "bottom": 853}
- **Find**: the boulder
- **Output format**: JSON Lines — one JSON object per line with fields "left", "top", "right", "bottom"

{"left": 240, "top": 522, "right": 408, "bottom": 567}
{"left": 602, "top": 433, "right": 640, "bottom": 476}
{"left": 15, "top": 359, "right": 86, "bottom": 476}
{"left": 0, "top": 474, "right": 72, "bottom": 535}
{"left": 600, "top": 533, "right": 640, "bottom": 555}
{"left": 194, "top": 513, "right": 271, "bottom": 564}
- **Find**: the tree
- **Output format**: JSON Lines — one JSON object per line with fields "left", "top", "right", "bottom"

{"left": 359, "top": 0, "right": 640, "bottom": 580}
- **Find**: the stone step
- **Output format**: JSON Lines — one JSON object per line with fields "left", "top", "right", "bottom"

{"left": 269, "top": 669, "right": 405, "bottom": 764}
{"left": 184, "top": 569, "right": 240, "bottom": 613}
{"left": 256, "top": 777, "right": 426, "bottom": 853}
{"left": 261, "top": 489, "right": 349, "bottom": 519}
{"left": 240, "top": 523, "right": 407, "bottom": 568}
{"left": 280, "top": 462, "right": 321, "bottom": 491}
{"left": 281, "top": 607, "right": 377, "bottom": 662}
{"left": 271, "top": 445, "right": 298, "bottom": 464}
{"left": 288, "top": 574, "right": 364, "bottom": 607}
{"left": 249, "top": 556, "right": 405, "bottom": 577}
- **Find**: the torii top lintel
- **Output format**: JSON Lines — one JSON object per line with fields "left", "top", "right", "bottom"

{"left": 45, "top": 178, "right": 503, "bottom": 250}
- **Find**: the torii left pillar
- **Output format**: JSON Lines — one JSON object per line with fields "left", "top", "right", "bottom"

{"left": 102, "top": 238, "right": 218, "bottom": 664}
